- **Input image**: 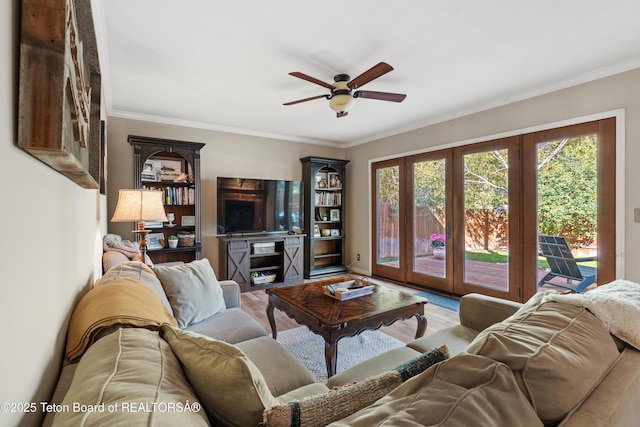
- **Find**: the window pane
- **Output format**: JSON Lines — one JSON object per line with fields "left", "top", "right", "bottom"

{"left": 413, "top": 159, "right": 446, "bottom": 278}
{"left": 463, "top": 149, "right": 509, "bottom": 290}
{"left": 376, "top": 166, "right": 400, "bottom": 267}
{"left": 536, "top": 135, "right": 598, "bottom": 291}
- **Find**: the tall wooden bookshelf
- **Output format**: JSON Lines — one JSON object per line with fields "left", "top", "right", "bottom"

{"left": 129, "top": 135, "right": 205, "bottom": 264}
{"left": 300, "top": 156, "right": 350, "bottom": 278}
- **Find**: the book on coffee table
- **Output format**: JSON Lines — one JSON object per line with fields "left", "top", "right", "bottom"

{"left": 323, "top": 280, "right": 375, "bottom": 301}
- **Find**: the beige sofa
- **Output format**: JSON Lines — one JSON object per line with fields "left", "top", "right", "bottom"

{"left": 45, "top": 260, "right": 333, "bottom": 426}
{"left": 45, "top": 259, "right": 640, "bottom": 426}
{"left": 327, "top": 287, "right": 640, "bottom": 427}
{"left": 326, "top": 292, "right": 523, "bottom": 387}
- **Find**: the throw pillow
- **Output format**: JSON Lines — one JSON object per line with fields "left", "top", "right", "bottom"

{"left": 155, "top": 258, "right": 225, "bottom": 328}
{"left": 541, "top": 280, "right": 640, "bottom": 350}
{"left": 263, "top": 345, "right": 449, "bottom": 427}
{"left": 327, "top": 353, "right": 544, "bottom": 427}
{"left": 102, "top": 250, "right": 129, "bottom": 272}
{"left": 162, "top": 325, "right": 278, "bottom": 427}
{"left": 466, "top": 300, "right": 619, "bottom": 424}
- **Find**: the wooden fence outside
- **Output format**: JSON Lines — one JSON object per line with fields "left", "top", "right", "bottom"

{"left": 377, "top": 204, "right": 508, "bottom": 259}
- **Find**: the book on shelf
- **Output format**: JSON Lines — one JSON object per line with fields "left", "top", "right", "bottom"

{"left": 142, "top": 185, "right": 195, "bottom": 205}
{"left": 314, "top": 191, "right": 341, "bottom": 206}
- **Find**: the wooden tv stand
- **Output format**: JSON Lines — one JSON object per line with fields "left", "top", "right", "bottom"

{"left": 218, "top": 234, "right": 305, "bottom": 292}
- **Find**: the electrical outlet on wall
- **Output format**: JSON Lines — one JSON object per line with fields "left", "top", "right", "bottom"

{"left": 357, "top": 253, "right": 361, "bottom": 261}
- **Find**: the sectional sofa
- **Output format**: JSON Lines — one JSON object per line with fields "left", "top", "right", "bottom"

{"left": 44, "top": 259, "right": 640, "bottom": 426}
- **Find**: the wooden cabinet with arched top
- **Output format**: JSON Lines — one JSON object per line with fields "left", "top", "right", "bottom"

{"left": 129, "top": 135, "right": 205, "bottom": 264}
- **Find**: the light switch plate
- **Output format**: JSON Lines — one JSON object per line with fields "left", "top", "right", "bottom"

{"left": 635, "top": 208, "right": 640, "bottom": 223}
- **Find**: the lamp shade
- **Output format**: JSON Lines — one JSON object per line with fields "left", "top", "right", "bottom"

{"left": 111, "top": 189, "right": 168, "bottom": 222}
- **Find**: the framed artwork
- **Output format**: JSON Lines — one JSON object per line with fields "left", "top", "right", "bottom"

{"left": 315, "top": 172, "right": 328, "bottom": 188}
{"left": 99, "top": 120, "right": 108, "bottom": 194}
{"left": 147, "top": 233, "right": 165, "bottom": 250}
{"left": 152, "top": 157, "right": 185, "bottom": 181}
{"left": 330, "top": 209, "right": 340, "bottom": 221}
{"left": 330, "top": 229, "right": 340, "bottom": 236}
{"left": 142, "top": 160, "right": 159, "bottom": 182}
{"left": 181, "top": 215, "right": 196, "bottom": 226}
{"left": 313, "top": 224, "right": 321, "bottom": 237}
{"left": 328, "top": 172, "right": 342, "bottom": 189}
{"left": 18, "top": 0, "right": 101, "bottom": 189}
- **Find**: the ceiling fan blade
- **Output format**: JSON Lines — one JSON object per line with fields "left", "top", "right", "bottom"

{"left": 354, "top": 90, "right": 406, "bottom": 102}
{"left": 283, "top": 94, "right": 329, "bottom": 106}
{"left": 288, "top": 72, "right": 334, "bottom": 89}
{"left": 348, "top": 62, "right": 394, "bottom": 89}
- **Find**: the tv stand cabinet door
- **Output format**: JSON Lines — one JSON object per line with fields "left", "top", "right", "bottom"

{"left": 283, "top": 236, "right": 304, "bottom": 284}
{"left": 225, "top": 240, "right": 251, "bottom": 285}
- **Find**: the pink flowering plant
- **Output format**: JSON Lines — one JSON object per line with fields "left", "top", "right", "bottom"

{"left": 429, "top": 233, "right": 446, "bottom": 248}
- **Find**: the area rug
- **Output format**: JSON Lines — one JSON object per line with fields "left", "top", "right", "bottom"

{"left": 415, "top": 290, "right": 460, "bottom": 312}
{"left": 275, "top": 326, "right": 405, "bottom": 383}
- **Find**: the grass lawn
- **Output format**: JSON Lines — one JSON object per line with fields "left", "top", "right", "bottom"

{"left": 465, "top": 249, "right": 597, "bottom": 269}
{"left": 382, "top": 249, "right": 597, "bottom": 269}
{"left": 466, "top": 249, "right": 556, "bottom": 269}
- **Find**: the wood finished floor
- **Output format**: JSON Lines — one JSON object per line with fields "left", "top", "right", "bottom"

{"left": 240, "top": 278, "right": 460, "bottom": 344}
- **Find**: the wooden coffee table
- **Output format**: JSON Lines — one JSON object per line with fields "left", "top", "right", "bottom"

{"left": 265, "top": 277, "right": 428, "bottom": 378}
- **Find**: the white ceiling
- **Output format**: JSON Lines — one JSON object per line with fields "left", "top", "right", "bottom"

{"left": 93, "top": 0, "right": 640, "bottom": 147}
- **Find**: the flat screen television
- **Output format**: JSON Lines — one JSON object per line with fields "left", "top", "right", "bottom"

{"left": 217, "top": 177, "right": 304, "bottom": 234}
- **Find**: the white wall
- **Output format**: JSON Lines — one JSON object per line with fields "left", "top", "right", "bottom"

{"left": 106, "top": 117, "right": 345, "bottom": 271}
{"left": 345, "top": 68, "right": 640, "bottom": 282}
{"left": 0, "top": 2, "right": 106, "bottom": 425}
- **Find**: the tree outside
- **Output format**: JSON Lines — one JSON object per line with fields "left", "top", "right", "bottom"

{"left": 376, "top": 136, "right": 597, "bottom": 264}
{"left": 537, "top": 136, "right": 597, "bottom": 248}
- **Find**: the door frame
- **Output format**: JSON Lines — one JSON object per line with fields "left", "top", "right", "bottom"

{"left": 521, "top": 118, "right": 616, "bottom": 301}
{"left": 451, "top": 136, "right": 522, "bottom": 301}
{"left": 370, "top": 114, "right": 620, "bottom": 302}
{"left": 371, "top": 158, "right": 406, "bottom": 282}
{"left": 404, "top": 149, "right": 454, "bottom": 292}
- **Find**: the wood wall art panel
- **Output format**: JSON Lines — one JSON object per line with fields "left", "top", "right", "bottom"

{"left": 18, "top": 0, "right": 101, "bottom": 189}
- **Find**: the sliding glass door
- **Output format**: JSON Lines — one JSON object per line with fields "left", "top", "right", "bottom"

{"left": 405, "top": 151, "right": 453, "bottom": 291}
{"left": 453, "top": 137, "right": 521, "bottom": 300}
{"left": 372, "top": 119, "right": 615, "bottom": 302}
{"left": 522, "top": 119, "right": 616, "bottom": 301}
{"left": 372, "top": 159, "right": 404, "bottom": 282}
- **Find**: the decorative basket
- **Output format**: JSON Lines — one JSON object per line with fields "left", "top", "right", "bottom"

{"left": 253, "top": 242, "right": 276, "bottom": 254}
{"left": 177, "top": 231, "right": 195, "bottom": 247}
{"left": 251, "top": 273, "right": 277, "bottom": 285}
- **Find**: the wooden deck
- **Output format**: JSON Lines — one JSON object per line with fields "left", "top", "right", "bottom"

{"left": 383, "top": 256, "right": 592, "bottom": 293}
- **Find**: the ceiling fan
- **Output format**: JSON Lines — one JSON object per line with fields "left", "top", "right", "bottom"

{"left": 283, "top": 62, "right": 407, "bottom": 117}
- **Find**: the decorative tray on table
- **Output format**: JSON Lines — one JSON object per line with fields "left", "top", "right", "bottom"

{"left": 323, "top": 278, "right": 375, "bottom": 301}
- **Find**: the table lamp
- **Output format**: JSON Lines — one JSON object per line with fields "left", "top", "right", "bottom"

{"left": 111, "top": 189, "right": 168, "bottom": 261}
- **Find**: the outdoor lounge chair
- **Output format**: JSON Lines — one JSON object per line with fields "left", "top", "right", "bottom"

{"left": 537, "top": 235, "right": 597, "bottom": 293}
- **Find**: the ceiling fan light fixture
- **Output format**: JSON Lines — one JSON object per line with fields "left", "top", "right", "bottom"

{"left": 329, "top": 79, "right": 355, "bottom": 113}
{"left": 329, "top": 92, "right": 356, "bottom": 113}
